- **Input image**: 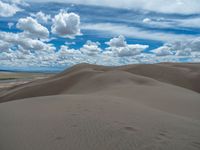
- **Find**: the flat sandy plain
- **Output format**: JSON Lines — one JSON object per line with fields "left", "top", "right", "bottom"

{"left": 0, "top": 72, "right": 53, "bottom": 94}
{"left": 0, "top": 63, "right": 200, "bottom": 150}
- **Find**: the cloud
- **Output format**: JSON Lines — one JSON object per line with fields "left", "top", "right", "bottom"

{"left": 7, "top": 22, "right": 14, "bottom": 29}
{"left": 16, "top": 17, "right": 49, "bottom": 39}
{"left": 143, "top": 18, "right": 152, "bottom": 23}
{"left": 168, "top": 38, "right": 200, "bottom": 52}
{"left": 30, "top": 11, "right": 51, "bottom": 24}
{"left": 120, "top": 44, "right": 149, "bottom": 56}
{"left": 1, "top": 1, "right": 200, "bottom": 69}
{"left": 140, "top": 17, "right": 200, "bottom": 29}
{"left": 59, "top": 45, "right": 81, "bottom": 55}
{"left": 141, "top": 18, "right": 176, "bottom": 29}
{"left": 151, "top": 45, "right": 173, "bottom": 56}
{"left": 8, "top": 0, "right": 29, "bottom": 6}
{"left": 0, "top": 40, "right": 10, "bottom": 52}
{"left": 30, "top": 0, "right": 200, "bottom": 15}
{"left": 1, "top": 36, "right": 200, "bottom": 68}
{"left": 106, "top": 35, "right": 126, "bottom": 47}
{"left": 82, "top": 23, "right": 197, "bottom": 42}
{"left": 0, "top": 51, "right": 14, "bottom": 61}
{"left": 177, "top": 17, "right": 200, "bottom": 28}
{"left": 175, "top": 49, "right": 191, "bottom": 56}
{"left": 0, "top": 0, "right": 22, "bottom": 17}
{"left": 51, "top": 10, "right": 81, "bottom": 38}
{"left": 80, "top": 40, "right": 101, "bottom": 56}
{"left": 64, "top": 41, "right": 76, "bottom": 45}
{"left": 152, "top": 37, "right": 200, "bottom": 56}
{"left": 0, "top": 34, "right": 150, "bottom": 68}
{"left": 105, "top": 35, "right": 149, "bottom": 57}
{"left": 106, "top": 46, "right": 147, "bottom": 57}
{"left": 0, "top": 31, "right": 55, "bottom": 52}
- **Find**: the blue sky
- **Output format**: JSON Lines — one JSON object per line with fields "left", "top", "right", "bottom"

{"left": 0, "top": 0, "right": 200, "bottom": 71}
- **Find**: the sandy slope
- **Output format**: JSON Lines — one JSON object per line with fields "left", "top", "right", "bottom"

{"left": 0, "top": 63, "right": 200, "bottom": 150}
{"left": 0, "top": 63, "right": 200, "bottom": 102}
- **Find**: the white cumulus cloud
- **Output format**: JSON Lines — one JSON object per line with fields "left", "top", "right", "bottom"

{"left": 151, "top": 45, "right": 173, "bottom": 56}
{"left": 30, "top": 11, "right": 51, "bottom": 24}
{"left": 0, "top": 0, "right": 22, "bottom": 17}
{"left": 0, "top": 40, "right": 10, "bottom": 52}
{"left": 59, "top": 45, "right": 81, "bottom": 55}
{"left": 106, "top": 35, "right": 127, "bottom": 47}
{"left": 152, "top": 37, "right": 200, "bottom": 56}
{"left": 0, "top": 31, "right": 55, "bottom": 52}
{"left": 51, "top": 10, "right": 81, "bottom": 38}
{"left": 80, "top": 40, "right": 101, "bottom": 56}
{"left": 16, "top": 17, "right": 49, "bottom": 39}
{"left": 175, "top": 49, "right": 191, "bottom": 56}
{"left": 167, "top": 39, "right": 200, "bottom": 52}
{"left": 105, "top": 35, "right": 149, "bottom": 57}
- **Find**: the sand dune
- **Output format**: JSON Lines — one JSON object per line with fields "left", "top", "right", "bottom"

{"left": 0, "top": 63, "right": 200, "bottom": 102}
{"left": 0, "top": 63, "right": 200, "bottom": 150}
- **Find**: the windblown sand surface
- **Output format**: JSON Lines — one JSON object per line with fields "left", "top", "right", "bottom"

{"left": 0, "top": 63, "right": 200, "bottom": 150}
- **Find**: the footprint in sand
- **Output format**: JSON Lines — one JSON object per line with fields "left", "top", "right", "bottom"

{"left": 191, "top": 141, "right": 200, "bottom": 149}
{"left": 155, "top": 130, "right": 170, "bottom": 143}
{"left": 124, "top": 126, "right": 138, "bottom": 132}
{"left": 55, "top": 136, "right": 65, "bottom": 141}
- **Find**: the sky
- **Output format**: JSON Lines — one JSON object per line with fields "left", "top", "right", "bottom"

{"left": 0, "top": 0, "right": 200, "bottom": 71}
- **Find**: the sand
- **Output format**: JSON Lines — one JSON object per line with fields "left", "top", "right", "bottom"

{"left": 0, "top": 63, "right": 200, "bottom": 150}
{"left": 0, "top": 72, "right": 53, "bottom": 94}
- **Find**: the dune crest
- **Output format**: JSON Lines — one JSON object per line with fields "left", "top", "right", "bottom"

{"left": 0, "top": 63, "right": 200, "bottom": 102}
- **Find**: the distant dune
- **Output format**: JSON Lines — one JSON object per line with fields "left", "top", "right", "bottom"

{"left": 0, "top": 63, "right": 200, "bottom": 150}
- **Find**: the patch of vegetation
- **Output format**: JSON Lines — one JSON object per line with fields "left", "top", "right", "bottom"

{"left": 0, "top": 78, "right": 18, "bottom": 80}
